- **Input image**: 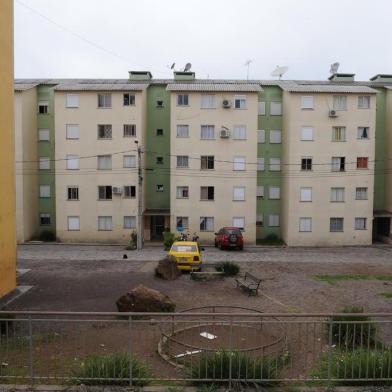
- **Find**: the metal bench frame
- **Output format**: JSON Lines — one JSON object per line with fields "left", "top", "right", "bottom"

{"left": 235, "top": 272, "right": 262, "bottom": 296}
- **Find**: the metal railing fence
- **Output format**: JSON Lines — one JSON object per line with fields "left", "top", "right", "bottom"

{"left": 0, "top": 311, "right": 391, "bottom": 387}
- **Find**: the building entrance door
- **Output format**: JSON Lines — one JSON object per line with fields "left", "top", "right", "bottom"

{"left": 150, "top": 216, "right": 165, "bottom": 241}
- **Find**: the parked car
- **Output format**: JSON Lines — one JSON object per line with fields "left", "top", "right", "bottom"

{"left": 168, "top": 241, "right": 203, "bottom": 271}
{"left": 214, "top": 227, "right": 244, "bottom": 250}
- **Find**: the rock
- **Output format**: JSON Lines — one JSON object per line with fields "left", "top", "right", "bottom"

{"left": 116, "top": 284, "right": 175, "bottom": 313}
{"left": 155, "top": 255, "right": 181, "bottom": 280}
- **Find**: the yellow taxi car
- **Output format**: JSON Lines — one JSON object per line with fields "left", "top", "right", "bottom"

{"left": 168, "top": 241, "right": 203, "bottom": 271}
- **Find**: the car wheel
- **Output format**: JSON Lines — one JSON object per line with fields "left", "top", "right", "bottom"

{"left": 214, "top": 240, "right": 218, "bottom": 247}
{"left": 238, "top": 245, "right": 243, "bottom": 251}
{"left": 219, "top": 242, "right": 223, "bottom": 250}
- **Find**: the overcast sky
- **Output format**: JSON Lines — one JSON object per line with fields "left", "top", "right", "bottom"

{"left": 14, "top": 0, "right": 392, "bottom": 81}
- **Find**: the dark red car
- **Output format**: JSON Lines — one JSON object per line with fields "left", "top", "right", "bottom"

{"left": 214, "top": 227, "right": 244, "bottom": 250}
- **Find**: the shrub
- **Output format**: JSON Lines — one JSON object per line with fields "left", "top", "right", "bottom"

{"left": 215, "top": 261, "right": 240, "bottom": 276}
{"left": 39, "top": 230, "right": 56, "bottom": 242}
{"left": 257, "top": 234, "right": 284, "bottom": 246}
{"left": 126, "top": 230, "right": 137, "bottom": 250}
{"left": 163, "top": 231, "right": 175, "bottom": 250}
{"left": 186, "top": 350, "right": 286, "bottom": 384}
{"left": 330, "top": 306, "right": 377, "bottom": 348}
{"left": 73, "top": 353, "right": 151, "bottom": 386}
{"left": 155, "top": 255, "right": 181, "bottom": 280}
{"left": 311, "top": 348, "right": 392, "bottom": 385}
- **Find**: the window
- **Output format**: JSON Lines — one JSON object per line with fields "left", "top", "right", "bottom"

{"left": 156, "top": 157, "right": 164, "bottom": 165}
{"left": 201, "top": 156, "right": 214, "bottom": 170}
{"left": 124, "top": 216, "right": 136, "bottom": 229}
{"left": 38, "top": 101, "right": 48, "bottom": 114}
{"left": 67, "top": 186, "right": 79, "bottom": 200}
{"left": 355, "top": 218, "right": 367, "bottom": 230}
{"left": 98, "top": 124, "right": 112, "bottom": 139}
{"left": 257, "top": 186, "right": 264, "bottom": 198}
{"left": 66, "top": 124, "right": 79, "bottom": 140}
{"left": 301, "top": 96, "right": 314, "bottom": 109}
{"left": 356, "top": 187, "right": 368, "bottom": 200}
{"left": 67, "top": 216, "right": 80, "bottom": 231}
{"left": 258, "top": 101, "right": 266, "bottom": 115}
{"left": 234, "top": 96, "right": 246, "bottom": 109}
{"left": 357, "top": 157, "right": 368, "bottom": 169}
{"left": 200, "top": 186, "right": 214, "bottom": 201}
{"left": 233, "top": 125, "right": 247, "bottom": 140}
{"left": 269, "top": 158, "right": 281, "bottom": 171}
{"left": 200, "top": 125, "right": 215, "bottom": 139}
{"left": 330, "top": 217, "right": 344, "bottom": 232}
{"left": 201, "top": 94, "right": 215, "bottom": 109}
{"left": 97, "top": 155, "right": 112, "bottom": 170}
{"left": 234, "top": 156, "right": 246, "bottom": 171}
{"left": 38, "top": 129, "right": 50, "bottom": 141}
{"left": 331, "top": 187, "right": 345, "bottom": 202}
{"left": 301, "top": 157, "right": 312, "bottom": 171}
{"left": 256, "top": 214, "right": 263, "bottom": 227}
{"left": 40, "top": 213, "right": 51, "bottom": 225}
{"left": 301, "top": 126, "right": 313, "bottom": 141}
{"left": 156, "top": 184, "right": 164, "bottom": 192}
{"left": 177, "top": 155, "right": 189, "bottom": 168}
{"left": 123, "top": 124, "right": 136, "bottom": 137}
{"left": 66, "top": 155, "right": 79, "bottom": 170}
{"left": 176, "top": 216, "right": 189, "bottom": 230}
{"left": 269, "top": 186, "right": 280, "bottom": 199}
{"left": 232, "top": 217, "right": 245, "bottom": 230}
{"left": 300, "top": 187, "right": 312, "bottom": 202}
{"left": 200, "top": 217, "right": 214, "bottom": 231}
{"left": 331, "top": 157, "right": 345, "bottom": 172}
{"left": 156, "top": 99, "right": 164, "bottom": 108}
{"left": 177, "top": 94, "right": 189, "bottom": 106}
{"left": 357, "top": 127, "right": 369, "bottom": 139}
{"left": 270, "top": 130, "right": 282, "bottom": 144}
{"left": 270, "top": 102, "right": 282, "bottom": 115}
{"left": 98, "top": 216, "right": 112, "bottom": 231}
{"left": 156, "top": 128, "right": 163, "bottom": 136}
{"left": 97, "top": 93, "right": 111, "bottom": 108}
{"left": 66, "top": 94, "right": 79, "bottom": 108}
{"left": 176, "top": 125, "right": 189, "bottom": 138}
{"left": 176, "top": 186, "right": 189, "bottom": 198}
{"left": 123, "top": 93, "right": 135, "bottom": 106}
{"left": 257, "top": 130, "right": 265, "bottom": 143}
{"left": 123, "top": 155, "right": 136, "bottom": 168}
{"left": 333, "top": 95, "right": 347, "bottom": 111}
{"left": 233, "top": 186, "right": 245, "bottom": 201}
{"left": 332, "top": 126, "right": 346, "bottom": 142}
{"left": 269, "top": 214, "right": 280, "bottom": 227}
{"left": 299, "top": 217, "right": 312, "bottom": 232}
{"left": 257, "top": 158, "right": 265, "bottom": 171}
{"left": 98, "top": 186, "right": 112, "bottom": 200}
{"left": 124, "top": 186, "right": 136, "bottom": 198}
{"left": 358, "top": 96, "right": 370, "bottom": 109}
{"left": 39, "top": 185, "right": 50, "bottom": 198}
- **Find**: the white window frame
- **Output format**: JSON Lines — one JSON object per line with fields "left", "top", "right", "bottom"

{"left": 256, "top": 214, "right": 263, "bottom": 226}
{"left": 123, "top": 216, "right": 136, "bottom": 229}
{"left": 269, "top": 158, "right": 281, "bottom": 171}
{"left": 269, "top": 186, "right": 281, "bottom": 200}
{"left": 331, "top": 157, "right": 345, "bottom": 172}
{"left": 268, "top": 214, "right": 280, "bottom": 227}
{"left": 299, "top": 217, "right": 312, "bottom": 232}
{"left": 123, "top": 155, "right": 136, "bottom": 168}
{"left": 176, "top": 216, "right": 189, "bottom": 230}
{"left": 177, "top": 155, "right": 189, "bottom": 168}
{"left": 176, "top": 124, "right": 189, "bottom": 138}
{"left": 257, "top": 158, "right": 265, "bottom": 171}
{"left": 66, "top": 94, "right": 79, "bottom": 108}
{"left": 233, "top": 156, "right": 246, "bottom": 171}
{"left": 258, "top": 101, "right": 266, "bottom": 115}
{"left": 331, "top": 187, "right": 345, "bottom": 202}
{"left": 257, "top": 186, "right": 264, "bottom": 198}
{"left": 355, "top": 217, "right": 367, "bottom": 230}
{"left": 270, "top": 130, "right": 282, "bottom": 144}
{"left": 124, "top": 185, "right": 136, "bottom": 198}
{"left": 332, "top": 126, "right": 346, "bottom": 142}
{"left": 97, "top": 124, "right": 112, "bottom": 139}
{"left": 39, "top": 157, "right": 50, "bottom": 170}
{"left": 67, "top": 186, "right": 79, "bottom": 201}
{"left": 301, "top": 126, "right": 313, "bottom": 141}
{"left": 38, "top": 129, "right": 50, "bottom": 141}
{"left": 97, "top": 155, "right": 112, "bottom": 170}
{"left": 270, "top": 102, "right": 282, "bottom": 115}
{"left": 357, "top": 127, "right": 370, "bottom": 139}
{"left": 177, "top": 94, "right": 189, "bottom": 106}
{"left": 233, "top": 125, "right": 247, "bottom": 140}
{"left": 355, "top": 187, "right": 368, "bottom": 200}
{"left": 232, "top": 217, "right": 245, "bottom": 230}
{"left": 39, "top": 185, "right": 51, "bottom": 198}
{"left": 176, "top": 186, "right": 189, "bottom": 199}
{"left": 301, "top": 96, "right": 314, "bottom": 109}
{"left": 39, "top": 213, "right": 51, "bottom": 226}
{"left": 67, "top": 216, "right": 80, "bottom": 231}
{"left": 330, "top": 217, "right": 344, "bottom": 232}
{"left": 97, "top": 93, "right": 111, "bottom": 108}
{"left": 200, "top": 216, "right": 214, "bottom": 232}
{"left": 257, "top": 130, "right": 265, "bottom": 143}
{"left": 234, "top": 95, "right": 247, "bottom": 109}
{"left": 38, "top": 101, "right": 49, "bottom": 114}
{"left": 98, "top": 216, "right": 112, "bottom": 231}
{"left": 333, "top": 95, "right": 347, "bottom": 111}
{"left": 201, "top": 94, "right": 215, "bottom": 109}
{"left": 233, "top": 186, "right": 245, "bottom": 201}
{"left": 66, "top": 124, "right": 79, "bottom": 140}
{"left": 66, "top": 154, "right": 79, "bottom": 170}
{"left": 123, "top": 124, "right": 136, "bottom": 137}
{"left": 358, "top": 96, "right": 370, "bottom": 109}
{"left": 200, "top": 125, "right": 215, "bottom": 140}
{"left": 300, "top": 187, "right": 312, "bottom": 202}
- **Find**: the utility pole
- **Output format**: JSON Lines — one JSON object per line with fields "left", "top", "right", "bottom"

{"left": 135, "top": 140, "right": 143, "bottom": 250}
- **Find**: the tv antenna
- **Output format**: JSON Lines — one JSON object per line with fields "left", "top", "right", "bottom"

{"left": 184, "top": 63, "right": 192, "bottom": 72}
{"left": 170, "top": 62, "right": 176, "bottom": 70}
{"left": 270, "top": 65, "right": 289, "bottom": 80}
{"left": 244, "top": 59, "right": 253, "bottom": 80}
{"left": 330, "top": 62, "right": 340, "bottom": 74}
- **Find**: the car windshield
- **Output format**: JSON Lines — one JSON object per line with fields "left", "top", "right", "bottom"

{"left": 171, "top": 245, "right": 197, "bottom": 252}
{"left": 226, "top": 229, "right": 242, "bottom": 235}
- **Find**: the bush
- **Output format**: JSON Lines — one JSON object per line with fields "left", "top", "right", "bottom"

{"left": 330, "top": 306, "right": 377, "bottom": 348}
{"left": 257, "top": 234, "right": 284, "bottom": 246}
{"left": 215, "top": 261, "right": 240, "bottom": 276}
{"left": 186, "top": 350, "right": 286, "bottom": 384}
{"left": 39, "top": 230, "right": 56, "bottom": 242}
{"left": 163, "top": 231, "right": 175, "bottom": 250}
{"left": 126, "top": 230, "right": 137, "bottom": 250}
{"left": 155, "top": 255, "right": 181, "bottom": 280}
{"left": 311, "top": 348, "right": 392, "bottom": 385}
{"left": 73, "top": 353, "right": 151, "bottom": 386}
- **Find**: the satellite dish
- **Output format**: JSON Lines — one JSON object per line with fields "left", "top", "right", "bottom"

{"left": 170, "top": 62, "right": 176, "bottom": 70}
{"left": 330, "top": 62, "right": 340, "bottom": 74}
{"left": 270, "top": 66, "right": 289, "bottom": 79}
{"left": 184, "top": 63, "right": 192, "bottom": 72}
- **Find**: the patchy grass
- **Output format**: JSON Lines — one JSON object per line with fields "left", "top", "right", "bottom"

{"left": 312, "top": 274, "right": 392, "bottom": 285}
{"left": 379, "top": 292, "right": 392, "bottom": 299}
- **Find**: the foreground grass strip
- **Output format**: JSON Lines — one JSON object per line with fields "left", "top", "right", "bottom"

{"left": 313, "top": 274, "right": 392, "bottom": 285}
{"left": 379, "top": 292, "right": 392, "bottom": 299}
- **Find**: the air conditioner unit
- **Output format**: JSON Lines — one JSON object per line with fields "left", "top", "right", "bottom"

{"left": 112, "top": 186, "right": 123, "bottom": 195}
{"left": 222, "top": 99, "right": 232, "bottom": 108}
{"left": 220, "top": 128, "right": 230, "bottom": 138}
{"left": 329, "top": 109, "right": 337, "bottom": 117}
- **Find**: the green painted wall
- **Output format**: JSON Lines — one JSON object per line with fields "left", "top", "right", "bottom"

{"left": 257, "top": 86, "right": 282, "bottom": 239}
{"left": 37, "top": 85, "right": 56, "bottom": 237}
{"left": 373, "top": 88, "right": 386, "bottom": 211}
{"left": 145, "top": 85, "right": 171, "bottom": 209}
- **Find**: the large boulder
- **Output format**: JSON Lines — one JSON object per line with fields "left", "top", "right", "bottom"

{"left": 155, "top": 255, "right": 181, "bottom": 280}
{"left": 116, "top": 284, "right": 175, "bottom": 313}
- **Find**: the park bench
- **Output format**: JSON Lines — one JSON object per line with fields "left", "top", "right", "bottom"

{"left": 235, "top": 272, "right": 262, "bottom": 296}
{"left": 190, "top": 263, "right": 224, "bottom": 280}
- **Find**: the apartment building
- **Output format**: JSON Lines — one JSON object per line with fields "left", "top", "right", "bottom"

{"left": 13, "top": 71, "right": 392, "bottom": 246}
